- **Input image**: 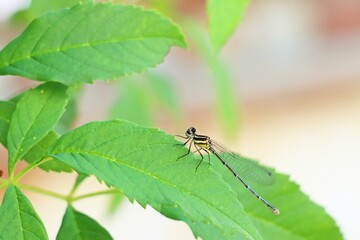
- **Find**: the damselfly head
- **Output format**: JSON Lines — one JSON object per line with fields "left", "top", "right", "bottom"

{"left": 186, "top": 127, "right": 196, "bottom": 137}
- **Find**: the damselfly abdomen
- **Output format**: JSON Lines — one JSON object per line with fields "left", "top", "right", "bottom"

{"left": 177, "top": 127, "right": 280, "bottom": 215}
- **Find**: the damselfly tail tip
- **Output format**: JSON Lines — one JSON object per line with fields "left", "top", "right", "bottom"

{"left": 273, "top": 208, "right": 280, "bottom": 215}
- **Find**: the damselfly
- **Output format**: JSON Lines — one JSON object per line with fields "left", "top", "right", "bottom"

{"left": 176, "top": 127, "right": 280, "bottom": 215}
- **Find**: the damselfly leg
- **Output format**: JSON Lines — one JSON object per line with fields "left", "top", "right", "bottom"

{"left": 176, "top": 127, "right": 280, "bottom": 215}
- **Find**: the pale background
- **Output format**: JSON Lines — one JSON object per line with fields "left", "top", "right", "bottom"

{"left": 1, "top": 0, "right": 360, "bottom": 239}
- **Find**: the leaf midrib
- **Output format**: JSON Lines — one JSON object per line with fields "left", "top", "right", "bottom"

{"left": 8, "top": 88, "right": 55, "bottom": 163}
{"left": 72, "top": 208, "right": 83, "bottom": 240}
{"left": 13, "top": 187, "right": 31, "bottom": 240}
{"left": 1, "top": 36, "right": 180, "bottom": 69}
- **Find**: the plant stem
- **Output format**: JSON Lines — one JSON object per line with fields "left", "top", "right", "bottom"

{"left": 71, "top": 189, "right": 122, "bottom": 202}
{"left": 13, "top": 157, "right": 52, "bottom": 183}
{"left": 15, "top": 181, "right": 121, "bottom": 204}
{"left": 17, "top": 183, "right": 68, "bottom": 200}
{"left": 68, "top": 174, "right": 86, "bottom": 198}
{"left": 0, "top": 179, "right": 9, "bottom": 189}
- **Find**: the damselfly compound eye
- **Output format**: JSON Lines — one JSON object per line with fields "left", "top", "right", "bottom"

{"left": 176, "top": 127, "right": 279, "bottom": 215}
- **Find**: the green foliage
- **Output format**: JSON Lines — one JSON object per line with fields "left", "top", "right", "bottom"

{"left": 0, "top": 3, "right": 186, "bottom": 85}
{"left": 57, "top": 206, "right": 112, "bottom": 240}
{"left": 50, "top": 120, "right": 264, "bottom": 240}
{"left": 210, "top": 156, "right": 343, "bottom": 240}
{"left": 207, "top": 0, "right": 249, "bottom": 53}
{"left": 0, "top": 1, "right": 343, "bottom": 239}
{"left": 0, "top": 100, "right": 16, "bottom": 147}
{"left": 11, "top": 0, "right": 86, "bottom": 25}
{"left": 23, "top": 130, "right": 72, "bottom": 172}
{"left": 0, "top": 98, "right": 71, "bottom": 172}
{"left": 27, "top": 0, "right": 85, "bottom": 20}
{"left": 0, "top": 185, "right": 48, "bottom": 240}
{"left": 7, "top": 82, "right": 68, "bottom": 174}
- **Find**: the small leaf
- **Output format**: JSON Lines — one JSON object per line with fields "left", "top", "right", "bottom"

{"left": 0, "top": 3, "right": 186, "bottom": 85}
{"left": 50, "top": 120, "right": 264, "bottom": 240}
{"left": 211, "top": 157, "right": 343, "bottom": 240}
{"left": 0, "top": 185, "right": 48, "bottom": 240}
{"left": 56, "top": 206, "right": 112, "bottom": 240}
{"left": 207, "top": 0, "right": 249, "bottom": 53}
{"left": 0, "top": 99, "right": 72, "bottom": 173}
{"left": 0, "top": 100, "right": 16, "bottom": 147}
{"left": 7, "top": 82, "right": 68, "bottom": 174}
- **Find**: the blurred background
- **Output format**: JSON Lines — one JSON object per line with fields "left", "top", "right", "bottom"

{"left": 1, "top": 0, "right": 360, "bottom": 239}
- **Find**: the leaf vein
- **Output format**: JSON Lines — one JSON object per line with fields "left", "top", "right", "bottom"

{"left": 69, "top": 150, "right": 257, "bottom": 238}
{"left": 58, "top": 49, "right": 108, "bottom": 75}
{"left": 30, "top": 56, "right": 75, "bottom": 79}
{"left": 4, "top": 37, "right": 177, "bottom": 69}
{"left": 11, "top": 88, "right": 55, "bottom": 161}
{"left": 29, "top": 8, "right": 73, "bottom": 58}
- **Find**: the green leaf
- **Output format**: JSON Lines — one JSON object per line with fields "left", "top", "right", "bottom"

{"left": 0, "top": 3, "right": 186, "bottom": 85}
{"left": 23, "top": 131, "right": 73, "bottom": 172}
{"left": 207, "top": 0, "right": 249, "bottom": 53}
{"left": 0, "top": 98, "right": 71, "bottom": 173}
{"left": 50, "top": 120, "right": 264, "bottom": 240}
{"left": 0, "top": 98, "right": 72, "bottom": 173}
{"left": 8, "top": 93, "right": 24, "bottom": 104}
{"left": 0, "top": 185, "right": 48, "bottom": 240}
{"left": 211, "top": 156, "right": 343, "bottom": 240}
{"left": 28, "top": 0, "right": 86, "bottom": 19}
{"left": 7, "top": 82, "right": 68, "bottom": 174}
{"left": 0, "top": 100, "right": 16, "bottom": 147}
{"left": 56, "top": 206, "right": 112, "bottom": 240}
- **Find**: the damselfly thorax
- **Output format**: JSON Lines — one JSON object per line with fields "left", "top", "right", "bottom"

{"left": 176, "top": 127, "right": 280, "bottom": 215}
